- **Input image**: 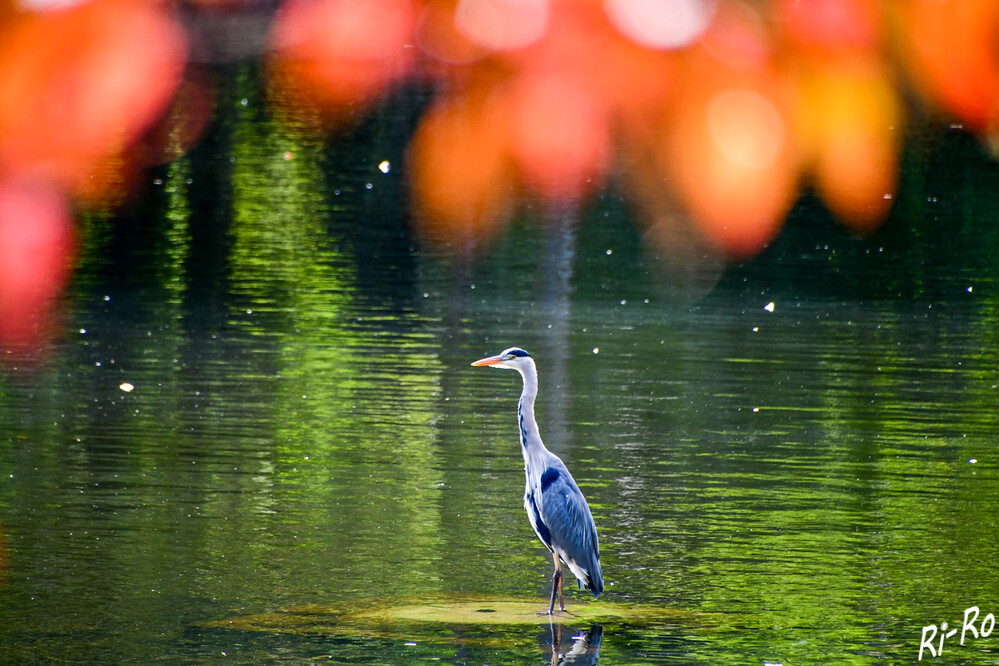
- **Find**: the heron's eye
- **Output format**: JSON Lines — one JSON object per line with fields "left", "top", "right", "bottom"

{"left": 504, "top": 354, "right": 514, "bottom": 360}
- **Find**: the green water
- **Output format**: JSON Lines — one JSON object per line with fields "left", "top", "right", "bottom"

{"left": 2, "top": 80, "right": 999, "bottom": 664}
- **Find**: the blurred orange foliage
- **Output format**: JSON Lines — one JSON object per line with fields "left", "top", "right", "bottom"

{"left": 269, "top": 0, "right": 417, "bottom": 120}
{"left": 898, "top": 0, "right": 999, "bottom": 133}
{"left": 3, "top": 0, "right": 999, "bottom": 349}
{"left": 0, "top": 0, "right": 186, "bottom": 197}
{"left": 389, "top": 0, "right": 982, "bottom": 258}
{"left": 0, "top": 0, "right": 186, "bottom": 353}
{"left": 408, "top": 89, "right": 515, "bottom": 247}
{"left": 778, "top": 0, "right": 900, "bottom": 233}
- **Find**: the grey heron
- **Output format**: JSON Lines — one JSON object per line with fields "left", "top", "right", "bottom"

{"left": 472, "top": 347, "right": 603, "bottom": 613}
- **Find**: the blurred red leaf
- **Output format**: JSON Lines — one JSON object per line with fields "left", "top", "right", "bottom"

{"left": 0, "top": 0, "right": 187, "bottom": 199}
{"left": 504, "top": 70, "right": 611, "bottom": 203}
{"left": 416, "top": 0, "right": 489, "bottom": 66}
{"left": 270, "top": 0, "right": 416, "bottom": 114}
{"left": 0, "top": 179, "right": 74, "bottom": 351}
{"left": 775, "top": 0, "right": 880, "bottom": 52}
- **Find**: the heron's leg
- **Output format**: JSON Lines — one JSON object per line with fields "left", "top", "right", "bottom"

{"left": 556, "top": 561, "right": 565, "bottom": 612}
{"left": 548, "top": 554, "right": 562, "bottom": 615}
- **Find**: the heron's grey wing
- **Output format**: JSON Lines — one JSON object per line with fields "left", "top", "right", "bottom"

{"left": 524, "top": 487, "right": 553, "bottom": 551}
{"left": 536, "top": 462, "right": 602, "bottom": 591}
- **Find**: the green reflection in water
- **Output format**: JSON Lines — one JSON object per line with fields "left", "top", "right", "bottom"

{"left": 163, "top": 156, "right": 192, "bottom": 308}
{"left": 222, "top": 101, "right": 448, "bottom": 604}
{"left": 6, "top": 82, "right": 999, "bottom": 665}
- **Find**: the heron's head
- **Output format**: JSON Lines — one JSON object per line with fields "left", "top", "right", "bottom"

{"left": 471, "top": 347, "right": 533, "bottom": 370}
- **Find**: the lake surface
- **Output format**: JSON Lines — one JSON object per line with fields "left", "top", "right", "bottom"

{"left": 2, "top": 86, "right": 999, "bottom": 664}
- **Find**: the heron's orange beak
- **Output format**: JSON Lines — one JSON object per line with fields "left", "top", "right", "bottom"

{"left": 471, "top": 355, "right": 503, "bottom": 366}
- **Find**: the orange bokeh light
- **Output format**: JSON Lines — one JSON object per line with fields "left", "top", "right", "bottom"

{"left": 408, "top": 92, "right": 515, "bottom": 249}
{"left": 796, "top": 60, "right": 899, "bottom": 233}
{"left": 664, "top": 72, "right": 798, "bottom": 257}
{"left": 504, "top": 70, "right": 611, "bottom": 202}
{"left": 416, "top": 0, "right": 490, "bottom": 66}
{"left": 775, "top": 0, "right": 880, "bottom": 52}
{"left": 0, "top": 0, "right": 187, "bottom": 199}
{"left": 453, "top": 0, "right": 550, "bottom": 54}
{"left": 270, "top": 0, "right": 417, "bottom": 115}
{"left": 898, "top": 0, "right": 999, "bottom": 132}
{"left": 698, "top": 0, "right": 771, "bottom": 72}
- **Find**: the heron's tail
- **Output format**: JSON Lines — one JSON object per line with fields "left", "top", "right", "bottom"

{"left": 587, "top": 561, "right": 604, "bottom": 598}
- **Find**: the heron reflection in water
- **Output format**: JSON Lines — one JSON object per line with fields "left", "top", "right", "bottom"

{"left": 472, "top": 347, "right": 603, "bottom": 614}
{"left": 549, "top": 622, "right": 603, "bottom": 665}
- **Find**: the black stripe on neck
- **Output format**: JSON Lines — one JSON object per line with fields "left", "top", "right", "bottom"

{"left": 518, "top": 402, "right": 528, "bottom": 449}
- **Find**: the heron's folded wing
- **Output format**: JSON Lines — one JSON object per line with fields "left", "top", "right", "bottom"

{"left": 537, "top": 464, "right": 600, "bottom": 571}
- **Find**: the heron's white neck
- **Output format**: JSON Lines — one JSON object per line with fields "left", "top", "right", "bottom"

{"left": 516, "top": 360, "right": 546, "bottom": 457}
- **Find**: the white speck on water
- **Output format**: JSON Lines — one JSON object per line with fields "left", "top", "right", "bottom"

{"left": 103, "top": 295, "right": 111, "bottom": 302}
{"left": 79, "top": 328, "right": 87, "bottom": 334}
{"left": 378, "top": 160, "right": 391, "bottom": 174}
{"left": 969, "top": 458, "right": 978, "bottom": 464}
{"left": 606, "top": 249, "right": 612, "bottom": 255}
{"left": 968, "top": 286, "right": 973, "bottom": 293}
{"left": 404, "top": 642, "right": 417, "bottom": 646}
{"left": 764, "top": 301, "right": 775, "bottom": 312}
{"left": 119, "top": 382, "right": 134, "bottom": 393}
{"left": 240, "top": 98, "right": 248, "bottom": 106}
{"left": 365, "top": 182, "right": 373, "bottom": 190}
{"left": 752, "top": 407, "right": 759, "bottom": 412}
{"left": 592, "top": 347, "right": 599, "bottom": 354}
{"left": 752, "top": 327, "right": 759, "bottom": 332}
